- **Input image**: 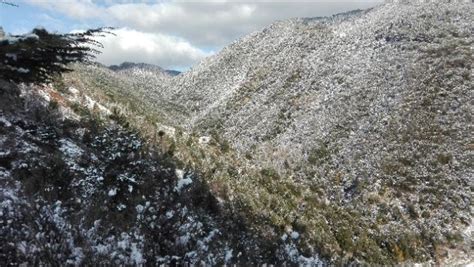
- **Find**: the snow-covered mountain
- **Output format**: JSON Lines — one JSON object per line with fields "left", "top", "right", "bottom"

{"left": 62, "top": 1, "right": 472, "bottom": 264}
{"left": 1, "top": 80, "right": 292, "bottom": 265}
{"left": 109, "top": 62, "right": 180, "bottom": 77}
{"left": 1, "top": 1, "right": 472, "bottom": 265}
{"left": 149, "top": 2, "right": 473, "bottom": 264}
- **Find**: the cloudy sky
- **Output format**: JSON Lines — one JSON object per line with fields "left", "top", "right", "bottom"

{"left": 1, "top": 0, "right": 382, "bottom": 70}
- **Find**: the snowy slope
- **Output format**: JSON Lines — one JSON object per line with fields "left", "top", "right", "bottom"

{"left": 26, "top": 1, "right": 473, "bottom": 265}
{"left": 152, "top": 2, "right": 473, "bottom": 264}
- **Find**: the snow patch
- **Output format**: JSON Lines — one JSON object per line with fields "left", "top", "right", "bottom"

{"left": 59, "top": 139, "right": 83, "bottom": 158}
{"left": 175, "top": 175, "right": 193, "bottom": 192}
{"left": 5, "top": 53, "right": 17, "bottom": 61}
{"left": 136, "top": 204, "right": 144, "bottom": 213}
{"left": 224, "top": 248, "right": 233, "bottom": 263}
{"left": 198, "top": 136, "right": 211, "bottom": 145}
{"left": 291, "top": 231, "right": 300, "bottom": 240}
{"left": 37, "top": 88, "right": 51, "bottom": 102}
{"left": 17, "top": 67, "right": 30, "bottom": 73}
{"left": 0, "top": 169, "right": 11, "bottom": 179}
{"left": 84, "top": 95, "right": 111, "bottom": 115}
{"left": 130, "top": 242, "right": 144, "bottom": 265}
{"left": 156, "top": 124, "right": 176, "bottom": 137}
{"left": 68, "top": 86, "right": 79, "bottom": 95}
{"left": 108, "top": 188, "right": 117, "bottom": 197}
{"left": 175, "top": 169, "right": 184, "bottom": 180}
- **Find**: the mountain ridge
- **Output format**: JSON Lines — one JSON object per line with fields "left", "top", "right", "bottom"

{"left": 3, "top": 1, "right": 472, "bottom": 265}
{"left": 62, "top": 2, "right": 473, "bottom": 264}
{"left": 108, "top": 61, "right": 181, "bottom": 76}
{"left": 115, "top": 2, "right": 473, "bottom": 264}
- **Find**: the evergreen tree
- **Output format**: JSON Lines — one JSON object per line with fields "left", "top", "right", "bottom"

{"left": 0, "top": 27, "right": 112, "bottom": 84}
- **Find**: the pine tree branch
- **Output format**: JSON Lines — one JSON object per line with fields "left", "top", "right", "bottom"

{"left": 0, "top": 27, "right": 114, "bottom": 84}
{"left": 1, "top": 1, "right": 19, "bottom": 7}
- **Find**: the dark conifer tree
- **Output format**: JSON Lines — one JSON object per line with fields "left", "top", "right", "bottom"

{"left": 0, "top": 27, "right": 112, "bottom": 84}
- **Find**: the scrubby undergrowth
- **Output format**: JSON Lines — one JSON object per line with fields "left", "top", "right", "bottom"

{"left": 1, "top": 1, "right": 473, "bottom": 266}
{"left": 0, "top": 80, "right": 324, "bottom": 265}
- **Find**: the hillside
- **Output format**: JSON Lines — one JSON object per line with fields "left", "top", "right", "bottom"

{"left": 1, "top": 79, "right": 313, "bottom": 265}
{"left": 109, "top": 62, "right": 180, "bottom": 77}
{"left": 1, "top": 1, "right": 473, "bottom": 265}
{"left": 169, "top": 2, "right": 472, "bottom": 263}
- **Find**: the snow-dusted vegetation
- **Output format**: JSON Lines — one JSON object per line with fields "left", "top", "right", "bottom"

{"left": 1, "top": 0, "right": 472, "bottom": 265}
{"left": 1, "top": 81, "right": 313, "bottom": 265}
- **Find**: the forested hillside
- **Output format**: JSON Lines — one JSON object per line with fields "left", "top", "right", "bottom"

{"left": 1, "top": 1, "right": 472, "bottom": 265}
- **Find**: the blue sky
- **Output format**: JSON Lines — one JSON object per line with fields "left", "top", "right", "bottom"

{"left": 0, "top": 0, "right": 382, "bottom": 70}
{"left": 1, "top": 4, "right": 95, "bottom": 34}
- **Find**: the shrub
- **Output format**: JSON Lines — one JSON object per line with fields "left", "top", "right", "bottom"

{"left": 307, "top": 143, "right": 330, "bottom": 165}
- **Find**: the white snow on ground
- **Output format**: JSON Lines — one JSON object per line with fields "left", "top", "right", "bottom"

{"left": 36, "top": 88, "right": 51, "bottom": 102}
{"left": 66, "top": 247, "right": 84, "bottom": 266}
{"left": 156, "top": 124, "right": 176, "bottom": 137}
{"left": 224, "top": 248, "right": 233, "bottom": 263}
{"left": 198, "top": 136, "right": 211, "bottom": 145}
{"left": 175, "top": 169, "right": 184, "bottom": 180}
{"left": 67, "top": 87, "right": 81, "bottom": 103}
{"left": 66, "top": 88, "right": 111, "bottom": 116}
{"left": 58, "top": 105, "right": 81, "bottom": 121}
{"left": 175, "top": 176, "right": 193, "bottom": 192}
{"left": 284, "top": 243, "right": 299, "bottom": 261}
{"left": 290, "top": 231, "right": 300, "bottom": 239}
{"left": 135, "top": 204, "right": 144, "bottom": 213}
{"left": 59, "top": 139, "right": 83, "bottom": 159}
{"left": 130, "top": 242, "right": 144, "bottom": 265}
{"left": 5, "top": 53, "right": 17, "bottom": 61}
{"left": 84, "top": 95, "right": 96, "bottom": 109}
{"left": 0, "top": 169, "right": 11, "bottom": 179}
{"left": 68, "top": 87, "right": 80, "bottom": 96}
{"left": 17, "top": 141, "right": 40, "bottom": 154}
{"left": 84, "top": 95, "right": 111, "bottom": 115}
{"left": 16, "top": 68, "right": 30, "bottom": 73}
{"left": 463, "top": 217, "right": 473, "bottom": 240}
{"left": 195, "top": 229, "right": 220, "bottom": 252}
{"left": 298, "top": 255, "right": 324, "bottom": 267}
{"left": 108, "top": 188, "right": 117, "bottom": 197}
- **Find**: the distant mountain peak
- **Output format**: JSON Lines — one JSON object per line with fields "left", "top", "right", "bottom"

{"left": 108, "top": 62, "right": 180, "bottom": 76}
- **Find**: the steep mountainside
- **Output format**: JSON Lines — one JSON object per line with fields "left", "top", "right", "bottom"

{"left": 1, "top": 80, "right": 314, "bottom": 265}
{"left": 3, "top": 1, "right": 472, "bottom": 265}
{"left": 174, "top": 2, "right": 472, "bottom": 263}
{"left": 59, "top": 1, "right": 472, "bottom": 265}
{"left": 166, "top": 0, "right": 473, "bottom": 247}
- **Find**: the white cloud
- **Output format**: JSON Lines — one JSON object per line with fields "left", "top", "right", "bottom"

{"left": 93, "top": 28, "right": 211, "bottom": 69}
{"left": 26, "top": 0, "right": 103, "bottom": 20}
{"left": 26, "top": 0, "right": 383, "bottom": 67}
{"left": 28, "top": 0, "right": 382, "bottom": 47}
{"left": 103, "top": 1, "right": 382, "bottom": 47}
